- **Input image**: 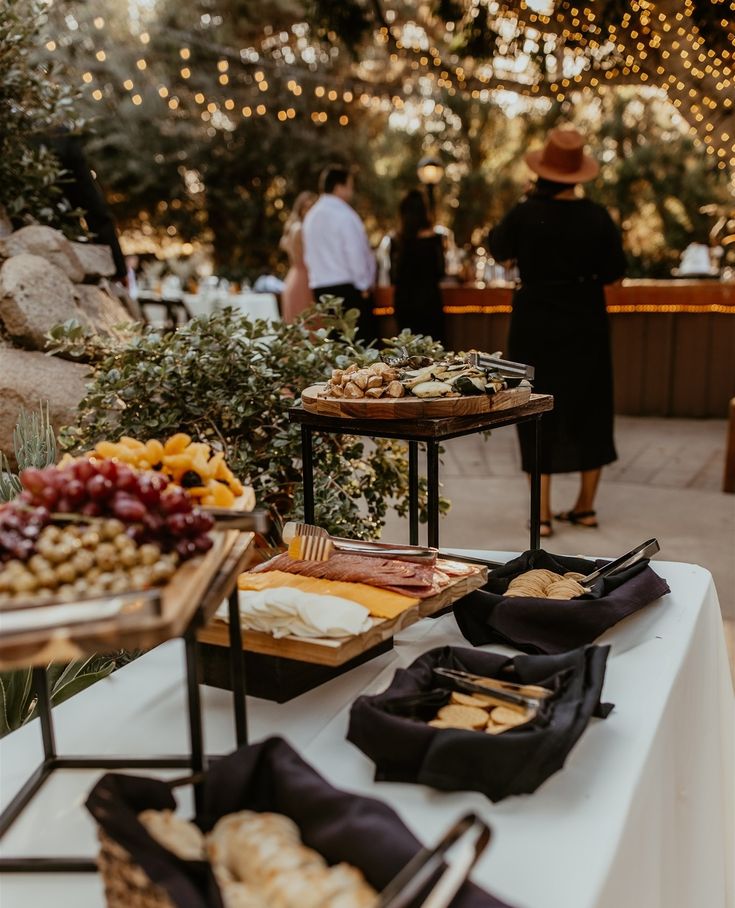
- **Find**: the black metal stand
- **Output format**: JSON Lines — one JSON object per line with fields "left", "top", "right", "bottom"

{"left": 0, "top": 608, "right": 248, "bottom": 873}
{"left": 291, "top": 396, "right": 553, "bottom": 551}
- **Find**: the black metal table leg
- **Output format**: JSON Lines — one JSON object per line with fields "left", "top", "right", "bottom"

{"left": 301, "top": 425, "right": 315, "bottom": 524}
{"left": 34, "top": 668, "right": 56, "bottom": 760}
{"left": 183, "top": 631, "right": 205, "bottom": 812}
{"left": 408, "top": 441, "right": 419, "bottom": 545}
{"left": 227, "top": 587, "right": 248, "bottom": 747}
{"left": 529, "top": 415, "right": 541, "bottom": 550}
{"left": 427, "top": 441, "right": 440, "bottom": 549}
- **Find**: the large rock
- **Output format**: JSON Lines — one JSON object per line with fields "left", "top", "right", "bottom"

{"left": 74, "top": 284, "right": 131, "bottom": 334}
{"left": 0, "top": 254, "right": 80, "bottom": 349}
{"left": 71, "top": 242, "right": 116, "bottom": 280}
{"left": 0, "top": 226, "right": 85, "bottom": 282}
{"left": 0, "top": 349, "right": 88, "bottom": 468}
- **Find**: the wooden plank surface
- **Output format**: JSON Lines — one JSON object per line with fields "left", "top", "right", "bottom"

{"left": 290, "top": 393, "right": 553, "bottom": 440}
{"left": 197, "top": 568, "right": 487, "bottom": 667}
{"left": 301, "top": 384, "right": 531, "bottom": 420}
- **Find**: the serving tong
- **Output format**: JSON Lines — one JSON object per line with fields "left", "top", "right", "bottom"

{"left": 433, "top": 666, "right": 552, "bottom": 715}
{"left": 282, "top": 520, "right": 437, "bottom": 563}
{"left": 576, "top": 537, "right": 659, "bottom": 592}
{"left": 377, "top": 813, "right": 491, "bottom": 908}
{"left": 202, "top": 507, "right": 271, "bottom": 533}
{"left": 466, "top": 351, "right": 535, "bottom": 382}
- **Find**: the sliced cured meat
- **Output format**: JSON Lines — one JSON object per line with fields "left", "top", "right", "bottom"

{"left": 254, "top": 552, "right": 441, "bottom": 598}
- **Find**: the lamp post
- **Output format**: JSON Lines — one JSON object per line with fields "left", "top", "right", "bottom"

{"left": 417, "top": 154, "right": 444, "bottom": 220}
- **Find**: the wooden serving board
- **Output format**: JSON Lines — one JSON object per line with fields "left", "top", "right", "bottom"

{"left": 197, "top": 567, "right": 487, "bottom": 668}
{"left": 0, "top": 491, "right": 258, "bottom": 670}
{"left": 301, "top": 384, "right": 531, "bottom": 419}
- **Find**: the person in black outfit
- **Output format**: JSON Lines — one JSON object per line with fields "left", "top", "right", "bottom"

{"left": 390, "top": 189, "right": 445, "bottom": 342}
{"left": 46, "top": 129, "right": 127, "bottom": 280}
{"left": 488, "top": 127, "right": 626, "bottom": 537}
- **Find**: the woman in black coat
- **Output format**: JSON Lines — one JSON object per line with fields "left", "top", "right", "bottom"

{"left": 390, "top": 189, "right": 445, "bottom": 342}
{"left": 489, "top": 128, "right": 626, "bottom": 537}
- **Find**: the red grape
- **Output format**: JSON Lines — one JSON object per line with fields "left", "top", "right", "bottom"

{"left": 112, "top": 495, "right": 147, "bottom": 522}
{"left": 74, "top": 460, "right": 96, "bottom": 483}
{"left": 86, "top": 474, "right": 113, "bottom": 501}
{"left": 19, "top": 467, "right": 45, "bottom": 495}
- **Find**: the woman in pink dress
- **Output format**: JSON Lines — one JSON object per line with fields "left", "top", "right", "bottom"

{"left": 280, "top": 191, "right": 316, "bottom": 322}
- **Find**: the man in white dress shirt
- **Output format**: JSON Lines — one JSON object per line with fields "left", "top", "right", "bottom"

{"left": 302, "top": 164, "right": 378, "bottom": 341}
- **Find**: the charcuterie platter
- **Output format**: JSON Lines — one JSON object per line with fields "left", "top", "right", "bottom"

{"left": 300, "top": 349, "right": 534, "bottom": 419}
{"left": 301, "top": 382, "right": 531, "bottom": 418}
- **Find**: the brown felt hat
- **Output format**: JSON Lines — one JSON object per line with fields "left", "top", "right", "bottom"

{"left": 524, "top": 127, "right": 599, "bottom": 183}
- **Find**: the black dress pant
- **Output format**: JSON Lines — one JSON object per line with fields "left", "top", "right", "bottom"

{"left": 312, "top": 283, "right": 379, "bottom": 344}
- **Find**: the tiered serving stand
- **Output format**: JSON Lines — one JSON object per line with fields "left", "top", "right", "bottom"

{"left": 292, "top": 388, "right": 554, "bottom": 550}
{"left": 0, "top": 498, "right": 267, "bottom": 873}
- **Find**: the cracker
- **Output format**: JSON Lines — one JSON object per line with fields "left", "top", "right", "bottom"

{"left": 484, "top": 722, "right": 512, "bottom": 735}
{"left": 450, "top": 691, "right": 492, "bottom": 709}
{"left": 437, "top": 704, "right": 489, "bottom": 729}
{"left": 490, "top": 706, "right": 534, "bottom": 727}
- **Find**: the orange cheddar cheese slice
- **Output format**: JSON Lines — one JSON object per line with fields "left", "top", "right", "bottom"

{"left": 238, "top": 570, "right": 418, "bottom": 619}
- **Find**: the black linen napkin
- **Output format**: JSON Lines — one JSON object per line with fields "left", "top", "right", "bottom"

{"left": 86, "top": 736, "right": 509, "bottom": 908}
{"left": 452, "top": 549, "right": 670, "bottom": 654}
{"left": 348, "top": 645, "right": 612, "bottom": 803}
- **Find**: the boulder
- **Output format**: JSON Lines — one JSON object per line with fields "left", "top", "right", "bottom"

{"left": 71, "top": 242, "right": 116, "bottom": 280}
{"left": 0, "top": 225, "right": 85, "bottom": 282}
{"left": 74, "top": 284, "right": 131, "bottom": 334}
{"left": 0, "top": 349, "right": 88, "bottom": 469}
{"left": 0, "top": 254, "right": 81, "bottom": 349}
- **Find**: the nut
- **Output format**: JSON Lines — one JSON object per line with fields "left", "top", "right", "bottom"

{"left": 331, "top": 368, "right": 344, "bottom": 383}
{"left": 366, "top": 374, "right": 383, "bottom": 389}
{"left": 365, "top": 386, "right": 385, "bottom": 398}
{"left": 386, "top": 380, "right": 404, "bottom": 398}
{"left": 343, "top": 381, "right": 365, "bottom": 399}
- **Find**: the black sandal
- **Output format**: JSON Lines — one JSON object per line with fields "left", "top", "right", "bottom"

{"left": 554, "top": 509, "right": 598, "bottom": 528}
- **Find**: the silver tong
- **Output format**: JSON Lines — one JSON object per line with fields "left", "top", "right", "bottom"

{"left": 282, "top": 520, "right": 437, "bottom": 563}
{"left": 579, "top": 538, "right": 660, "bottom": 591}
{"left": 203, "top": 507, "right": 271, "bottom": 533}
{"left": 377, "top": 813, "right": 491, "bottom": 908}
{"left": 433, "top": 667, "right": 551, "bottom": 715}
{"left": 466, "top": 351, "right": 535, "bottom": 382}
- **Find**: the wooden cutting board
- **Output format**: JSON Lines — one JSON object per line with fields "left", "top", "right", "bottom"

{"left": 301, "top": 384, "right": 531, "bottom": 419}
{"left": 198, "top": 566, "right": 488, "bottom": 667}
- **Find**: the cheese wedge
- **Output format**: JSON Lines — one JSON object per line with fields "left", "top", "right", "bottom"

{"left": 238, "top": 570, "right": 418, "bottom": 619}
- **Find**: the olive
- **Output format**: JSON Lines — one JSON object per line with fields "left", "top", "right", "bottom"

{"left": 97, "top": 572, "right": 115, "bottom": 589}
{"left": 55, "top": 563, "right": 77, "bottom": 585}
{"left": 150, "top": 560, "right": 175, "bottom": 584}
{"left": 102, "top": 519, "right": 125, "bottom": 541}
{"left": 120, "top": 548, "right": 140, "bottom": 568}
{"left": 57, "top": 584, "right": 76, "bottom": 601}
{"left": 71, "top": 550, "right": 95, "bottom": 574}
{"left": 81, "top": 530, "right": 101, "bottom": 549}
{"left": 138, "top": 543, "right": 160, "bottom": 566}
{"left": 28, "top": 554, "right": 52, "bottom": 575}
{"left": 11, "top": 573, "right": 38, "bottom": 594}
{"left": 114, "top": 534, "right": 135, "bottom": 552}
{"left": 36, "top": 569, "right": 59, "bottom": 590}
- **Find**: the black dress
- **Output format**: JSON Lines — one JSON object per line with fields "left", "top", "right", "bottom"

{"left": 390, "top": 233, "right": 445, "bottom": 342}
{"left": 488, "top": 196, "right": 626, "bottom": 474}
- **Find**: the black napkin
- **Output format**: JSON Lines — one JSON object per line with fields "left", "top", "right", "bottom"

{"left": 348, "top": 645, "right": 612, "bottom": 802}
{"left": 453, "top": 549, "right": 670, "bottom": 654}
{"left": 87, "top": 736, "right": 508, "bottom": 908}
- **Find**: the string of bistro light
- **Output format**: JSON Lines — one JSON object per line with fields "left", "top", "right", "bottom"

{"left": 49, "top": 0, "right": 735, "bottom": 173}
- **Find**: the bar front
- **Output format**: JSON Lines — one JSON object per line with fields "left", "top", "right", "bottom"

{"left": 375, "top": 280, "right": 735, "bottom": 418}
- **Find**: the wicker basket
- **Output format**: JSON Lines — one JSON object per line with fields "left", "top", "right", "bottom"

{"left": 97, "top": 830, "right": 178, "bottom": 908}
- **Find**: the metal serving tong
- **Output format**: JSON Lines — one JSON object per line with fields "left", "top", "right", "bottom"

{"left": 377, "top": 813, "right": 491, "bottom": 908}
{"left": 203, "top": 507, "right": 271, "bottom": 533}
{"left": 578, "top": 537, "right": 660, "bottom": 592}
{"left": 466, "top": 351, "right": 535, "bottom": 382}
{"left": 282, "top": 520, "right": 437, "bottom": 563}
{"left": 433, "top": 666, "right": 553, "bottom": 715}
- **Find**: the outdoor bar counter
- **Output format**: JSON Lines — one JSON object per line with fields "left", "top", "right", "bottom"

{"left": 375, "top": 280, "right": 735, "bottom": 418}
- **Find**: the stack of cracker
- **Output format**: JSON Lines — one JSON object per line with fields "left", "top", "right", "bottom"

{"left": 428, "top": 691, "right": 536, "bottom": 736}
{"left": 504, "top": 568, "right": 586, "bottom": 601}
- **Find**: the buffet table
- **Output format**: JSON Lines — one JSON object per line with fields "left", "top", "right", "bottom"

{"left": 375, "top": 280, "right": 735, "bottom": 418}
{"left": 0, "top": 555, "right": 732, "bottom": 908}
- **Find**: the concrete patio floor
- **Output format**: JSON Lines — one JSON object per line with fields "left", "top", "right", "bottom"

{"left": 379, "top": 416, "right": 735, "bottom": 672}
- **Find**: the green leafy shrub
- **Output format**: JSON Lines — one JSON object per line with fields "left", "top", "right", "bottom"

{"left": 51, "top": 300, "right": 449, "bottom": 539}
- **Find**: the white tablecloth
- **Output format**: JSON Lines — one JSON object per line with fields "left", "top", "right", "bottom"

{"left": 183, "top": 291, "right": 280, "bottom": 322}
{"left": 0, "top": 556, "right": 733, "bottom": 908}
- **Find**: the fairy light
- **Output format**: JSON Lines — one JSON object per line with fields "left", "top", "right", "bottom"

{"left": 131, "top": 94, "right": 143, "bottom": 105}
{"left": 180, "top": 48, "right": 190, "bottom": 60}
{"left": 123, "top": 79, "right": 134, "bottom": 91}
{"left": 181, "top": 67, "right": 191, "bottom": 78}
{"left": 82, "top": 71, "right": 93, "bottom": 83}
{"left": 96, "top": 50, "right": 106, "bottom": 61}
{"left": 136, "top": 58, "right": 147, "bottom": 70}
{"left": 92, "top": 89, "right": 103, "bottom": 100}
{"left": 45, "top": 40, "right": 56, "bottom": 51}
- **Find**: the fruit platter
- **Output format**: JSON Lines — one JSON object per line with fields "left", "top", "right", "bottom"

{"left": 301, "top": 349, "right": 536, "bottom": 419}
{"left": 0, "top": 436, "right": 259, "bottom": 669}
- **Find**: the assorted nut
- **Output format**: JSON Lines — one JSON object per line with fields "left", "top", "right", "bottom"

{"left": 320, "top": 362, "right": 405, "bottom": 400}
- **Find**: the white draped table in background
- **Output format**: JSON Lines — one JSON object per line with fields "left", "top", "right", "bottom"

{"left": 0, "top": 555, "right": 733, "bottom": 908}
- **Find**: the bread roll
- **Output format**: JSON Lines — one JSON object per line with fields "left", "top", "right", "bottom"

{"left": 138, "top": 809, "right": 204, "bottom": 861}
